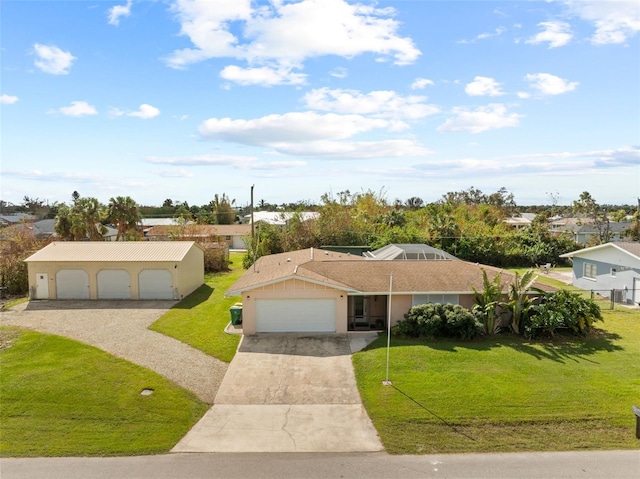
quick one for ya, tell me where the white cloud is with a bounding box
[525,73,578,95]
[157,169,194,178]
[303,88,439,120]
[411,78,434,90]
[33,43,76,75]
[197,111,431,159]
[517,91,531,99]
[465,76,504,97]
[108,0,132,26]
[112,104,160,119]
[563,0,640,45]
[166,0,420,73]
[58,101,98,117]
[457,26,506,44]
[330,67,348,79]
[146,154,306,170]
[129,104,160,119]
[526,21,572,48]
[199,111,390,144]
[220,65,307,86]
[0,94,19,104]
[437,104,522,134]
[272,139,431,159]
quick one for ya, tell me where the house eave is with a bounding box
[225,274,353,297]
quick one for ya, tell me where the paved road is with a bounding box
[2,450,639,479]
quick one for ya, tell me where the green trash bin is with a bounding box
[230,305,243,325]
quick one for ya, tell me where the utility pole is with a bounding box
[251,185,256,272]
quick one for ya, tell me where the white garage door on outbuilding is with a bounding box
[255,298,336,333]
[56,269,90,299]
[97,270,131,299]
[139,269,174,299]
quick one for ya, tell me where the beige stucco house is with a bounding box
[25,241,204,300]
[226,247,549,334]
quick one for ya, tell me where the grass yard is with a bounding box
[0,327,208,457]
[353,306,640,454]
[149,252,245,362]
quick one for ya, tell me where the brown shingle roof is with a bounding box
[227,248,553,295]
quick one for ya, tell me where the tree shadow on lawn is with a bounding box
[374,328,624,365]
[170,284,214,309]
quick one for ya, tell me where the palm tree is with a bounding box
[504,270,538,335]
[55,197,107,241]
[107,196,140,241]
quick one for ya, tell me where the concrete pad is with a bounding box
[215,335,361,405]
[348,332,379,353]
[172,404,383,453]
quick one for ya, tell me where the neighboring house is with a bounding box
[242,211,320,226]
[363,243,457,260]
[574,222,631,245]
[25,241,204,300]
[0,214,35,227]
[226,247,552,334]
[140,218,189,236]
[560,242,640,305]
[549,216,630,245]
[146,224,250,249]
[0,219,117,241]
[504,212,536,229]
[32,219,57,239]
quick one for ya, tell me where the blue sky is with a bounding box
[2,0,639,209]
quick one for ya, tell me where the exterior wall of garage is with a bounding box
[174,246,205,300]
[238,278,347,334]
[27,257,203,300]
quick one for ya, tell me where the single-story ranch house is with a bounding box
[145,224,250,249]
[25,241,204,300]
[226,247,552,334]
[560,242,640,305]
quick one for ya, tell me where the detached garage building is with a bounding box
[25,241,204,300]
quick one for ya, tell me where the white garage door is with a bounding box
[97,270,131,299]
[139,269,173,299]
[255,299,336,332]
[56,269,90,299]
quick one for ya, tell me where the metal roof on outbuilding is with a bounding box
[24,241,202,262]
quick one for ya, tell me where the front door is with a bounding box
[35,273,49,299]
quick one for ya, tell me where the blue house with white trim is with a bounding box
[560,242,640,305]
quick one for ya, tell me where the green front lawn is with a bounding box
[0,328,208,457]
[353,306,640,454]
[149,252,245,362]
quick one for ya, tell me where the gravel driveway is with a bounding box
[0,300,228,404]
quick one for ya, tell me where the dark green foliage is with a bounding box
[525,289,603,339]
[471,269,504,335]
[393,303,483,340]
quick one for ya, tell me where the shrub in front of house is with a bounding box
[524,289,603,339]
[392,303,483,340]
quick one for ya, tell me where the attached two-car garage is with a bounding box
[255,298,337,333]
[26,242,204,301]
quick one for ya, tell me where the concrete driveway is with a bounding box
[172,334,383,453]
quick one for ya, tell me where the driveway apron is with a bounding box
[172,334,383,453]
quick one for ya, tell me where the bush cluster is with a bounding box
[392,303,483,340]
[525,289,603,339]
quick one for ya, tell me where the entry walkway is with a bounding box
[172,334,383,453]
